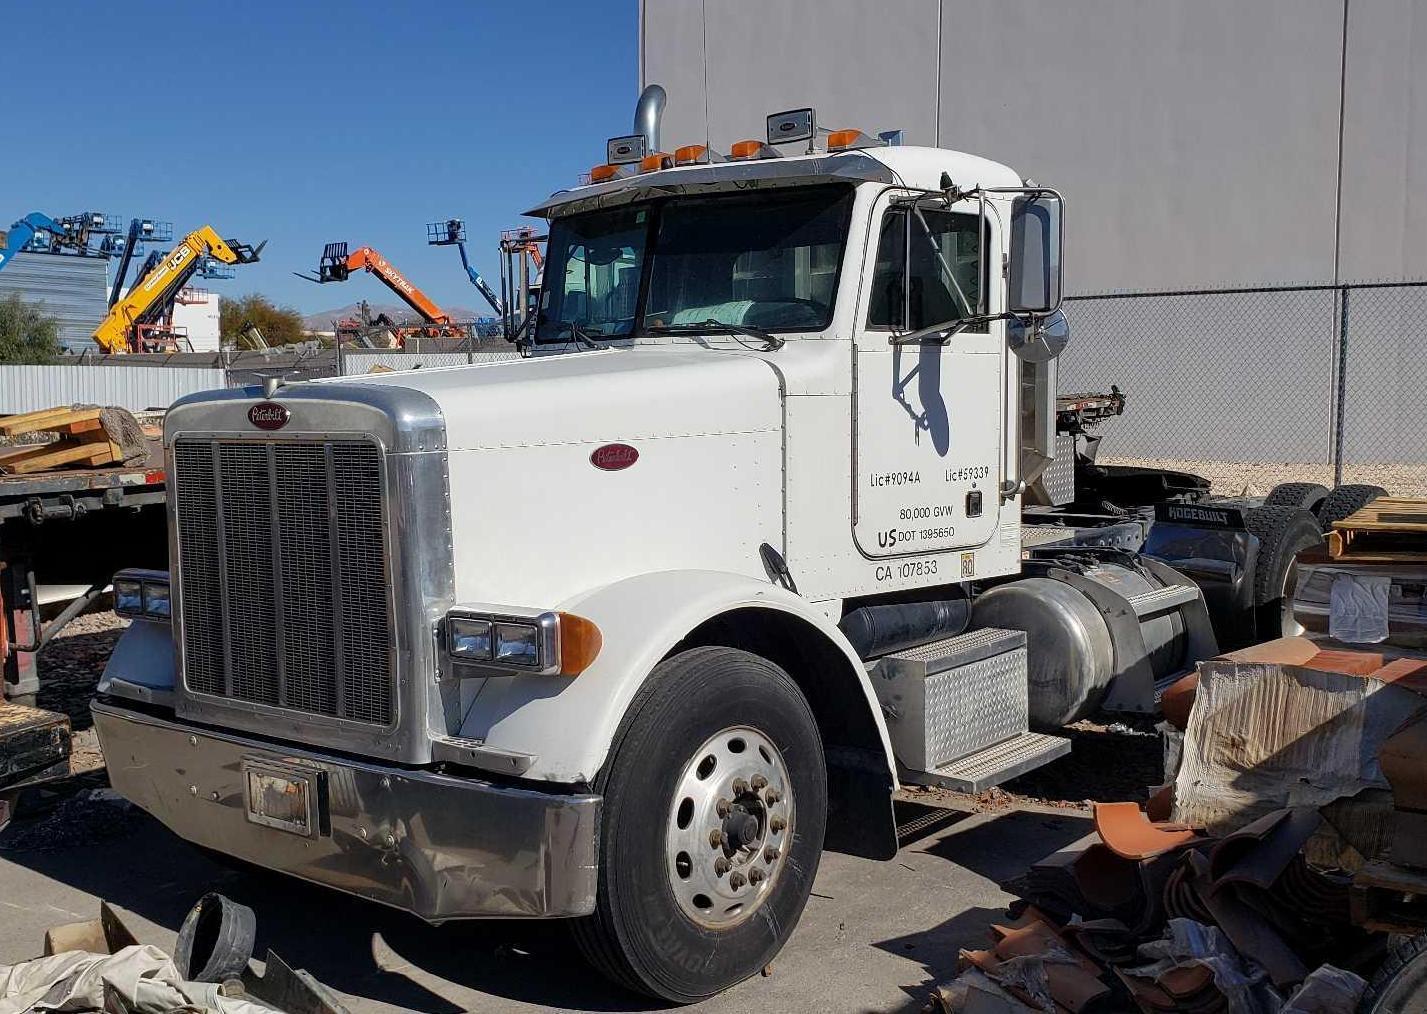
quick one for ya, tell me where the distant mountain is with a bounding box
[302,302,490,330]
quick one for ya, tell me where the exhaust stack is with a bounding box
[634,84,666,154]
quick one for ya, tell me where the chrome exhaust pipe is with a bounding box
[635,84,667,153]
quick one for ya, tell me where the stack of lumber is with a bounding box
[1328,497,1427,560]
[0,405,148,475]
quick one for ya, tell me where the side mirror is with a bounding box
[1008,193,1063,315]
[1007,308,1069,363]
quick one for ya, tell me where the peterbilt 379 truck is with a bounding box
[94,92,1240,1001]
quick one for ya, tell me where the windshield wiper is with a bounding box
[553,321,608,350]
[644,319,785,351]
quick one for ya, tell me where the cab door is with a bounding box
[851,191,1005,563]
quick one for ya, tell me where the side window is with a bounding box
[867,206,985,332]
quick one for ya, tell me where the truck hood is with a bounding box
[319,346,783,450]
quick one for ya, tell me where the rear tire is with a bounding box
[1317,484,1388,532]
[1361,933,1427,1012]
[573,646,827,1002]
[1245,506,1324,639]
[1265,481,1330,513]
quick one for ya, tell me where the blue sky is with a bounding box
[2,2,637,315]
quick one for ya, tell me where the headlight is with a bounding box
[443,608,602,677]
[143,582,171,618]
[494,623,540,665]
[114,578,144,616]
[447,617,493,660]
[112,569,172,621]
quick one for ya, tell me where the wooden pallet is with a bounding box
[1328,497,1427,559]
[0,406,143,475]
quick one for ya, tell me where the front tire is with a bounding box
[573,646,827,1002]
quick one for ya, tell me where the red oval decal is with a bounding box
[248,402,290,431]
[590,443,638,471]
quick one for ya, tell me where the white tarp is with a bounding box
[0,945,279,1014]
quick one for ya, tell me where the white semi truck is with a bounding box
[93,91,1232,1001]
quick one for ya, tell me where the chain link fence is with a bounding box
[1061,280,1427,496]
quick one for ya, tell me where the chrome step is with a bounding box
[901,732,1072,793]
[1126,583,1200,619]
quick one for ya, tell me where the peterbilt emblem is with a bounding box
[248,402,290,430]
[590,443,638,471]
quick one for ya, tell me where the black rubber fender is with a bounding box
[174,892,257,983]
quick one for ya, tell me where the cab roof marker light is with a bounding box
[638,151,674,173]
[674,144,723,166]
[826,128,890,152]
[589,164,628,184]
[729,139,780,161]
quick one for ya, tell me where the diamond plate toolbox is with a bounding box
[873,628,1029,772]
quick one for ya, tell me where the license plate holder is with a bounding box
[242,759,321,838]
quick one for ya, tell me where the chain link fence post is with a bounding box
[1332,285,1349,487]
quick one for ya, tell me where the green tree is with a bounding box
[219,293,308,348]
[0,293,61,365]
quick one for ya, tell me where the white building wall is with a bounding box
[171,289,222,352]
[640,0,1427,292]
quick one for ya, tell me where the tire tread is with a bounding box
[572,646,825,1002]
[1318,484,1388,532]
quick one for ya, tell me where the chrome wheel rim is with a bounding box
[665,725,793,929]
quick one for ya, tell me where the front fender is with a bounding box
[97,618,176,707]
[458,570,897,786]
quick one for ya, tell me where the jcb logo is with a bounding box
[167,244,192,270]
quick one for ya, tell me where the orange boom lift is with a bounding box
[298,242,469,344]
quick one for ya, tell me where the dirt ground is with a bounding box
[1104,456,1427,498]
[1,612,1129,1013]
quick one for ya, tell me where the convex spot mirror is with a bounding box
[1008,193,1063,315]
[1007,308,1069,363]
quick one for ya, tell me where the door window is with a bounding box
[866,207,985,332]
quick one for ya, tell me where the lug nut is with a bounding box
[770,816,787,833]
[765,788,781,805]
[716,798,732,817]
[729,871,746,890]
[751,774,768,790]
[714,857,731,876]
[709,829,724,847]
[732,778,749,795]
[764,846,780,863]
[748,867,765,884]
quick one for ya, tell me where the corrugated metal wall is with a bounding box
[0,251,108,352]
[0,365,225,414]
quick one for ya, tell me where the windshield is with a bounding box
[536,205,648,340]
[534,185,854,343]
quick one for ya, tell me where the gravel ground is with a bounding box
[1103,456,1427,498]
[903,716,1164,815]
[35,610,127,781]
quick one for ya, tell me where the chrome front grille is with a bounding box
[172,437,394,725]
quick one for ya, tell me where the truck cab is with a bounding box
[94,100,1198,1002]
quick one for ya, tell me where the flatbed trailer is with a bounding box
[0,458,167,702]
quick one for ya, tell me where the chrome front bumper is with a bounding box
[92,699,600,920]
